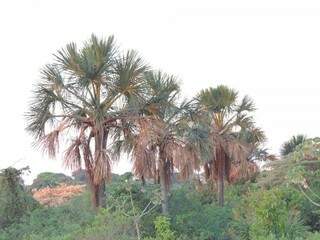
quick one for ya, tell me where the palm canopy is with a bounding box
[26,34,149,207]
[280,134,307,157]
[194,85,264,205]
[113,70,199,213]
[117,71,199,183]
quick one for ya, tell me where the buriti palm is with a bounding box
[26,35,149,208]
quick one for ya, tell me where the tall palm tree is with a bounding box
[196,85,261,206]
[26,34,149,208]
[115,71,199,214]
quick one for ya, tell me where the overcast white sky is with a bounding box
[1,0,320,184]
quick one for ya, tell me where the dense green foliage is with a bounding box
[29,172,73,190]
[0,167,38,229]
[1,164,320,240]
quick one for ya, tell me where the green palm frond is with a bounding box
[197,85,237,113]
[281,134,307,156]
[143,70,180,118]
[112,50,149,96]
[236,95,255,113]
[55,42,83,75]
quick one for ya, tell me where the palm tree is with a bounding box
[115,71,199,214]
[26,34,149,209]
[195,85,261,206]
[280,134,307,156]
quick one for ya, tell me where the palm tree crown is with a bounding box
[26,34,149,208]
[280,134,307,156]
[195,85,263,206]
[116,70,199,214]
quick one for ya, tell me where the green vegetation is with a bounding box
[0,167,38,229]
[0,34,317,239]
[29,172,73,190]
[1,167,320,239]
[280,135,307,157]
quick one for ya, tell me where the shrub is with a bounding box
[154,216,175,240]
[232,187,308,240]
[0,167,38,229]
[169,183,232,239]
[74,208,136,240]
[0,192,94,240]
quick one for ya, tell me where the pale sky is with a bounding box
[1,0,320,184]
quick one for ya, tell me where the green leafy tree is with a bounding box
[107,179,160,240]
[26,34,149,208]
[246,188,307,240]
[0,167,38,228]
[30,172,73,190]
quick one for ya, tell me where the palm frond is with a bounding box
[64,139,82,170]
[111,50,149,98]
[93,150,112,184]
[281,134,307,156]
[236,95,255,113]
[197,85,237,113]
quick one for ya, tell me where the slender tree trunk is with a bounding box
[91,127,107,209]
[159,158,169,215]
[100,129,109,208]
[91,184,100,210]
[217,168,224,207]
[99,181,106,208]
[217,147,225,207]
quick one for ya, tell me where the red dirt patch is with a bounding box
[32,184,86,207]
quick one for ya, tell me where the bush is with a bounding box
[169,183,232,239]
[0,192,94,240]
[154,216,175,240]
[0,167,38,229]
[74,208,136,240]
[232,187,308,240]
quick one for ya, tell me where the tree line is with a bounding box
[26,34,270,212]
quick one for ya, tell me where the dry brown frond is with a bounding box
[39,119,71,158]
[225,140,251,179]
[131,117,160,179]
[93,150,111,184]
[63,139,82,170]
[132,145,156,179]
[40,130,60,158]
[229,162,259,183]
[172,144,200,180]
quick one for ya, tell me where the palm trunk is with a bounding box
[159,156,169,215]
[217,147,225,207]
[217,167,224,207]
[91,127,107,209]
[99,181,106,208]
[91,183,100,209]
